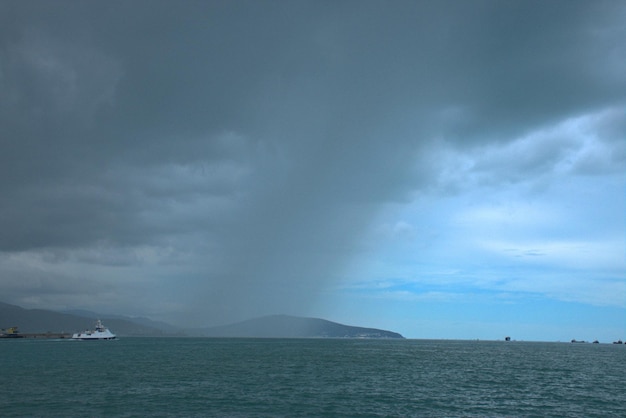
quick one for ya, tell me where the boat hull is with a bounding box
[71,320,116,340]
[72,336,116,340]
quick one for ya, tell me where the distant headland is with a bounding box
[195,314,405,339]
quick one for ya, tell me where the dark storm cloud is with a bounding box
[1,0,624,322]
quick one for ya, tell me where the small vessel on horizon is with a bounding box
[72,320,116,340]
[0,326,24,338]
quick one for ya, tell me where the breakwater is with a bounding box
[0,333,71,339]
[25,333,71,339]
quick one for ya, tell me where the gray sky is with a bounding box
[1,0,624,339]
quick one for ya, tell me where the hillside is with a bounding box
[197,315,404,339]
[1,302,404,339]
[0,301,169,336]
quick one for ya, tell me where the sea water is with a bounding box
[1,338,624,417]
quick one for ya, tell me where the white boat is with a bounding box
[72,319,116,340]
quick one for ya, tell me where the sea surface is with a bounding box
[1,338,624,417]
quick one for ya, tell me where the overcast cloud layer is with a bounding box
[1,1,624,339]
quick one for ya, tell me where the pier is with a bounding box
[1,333,71,339]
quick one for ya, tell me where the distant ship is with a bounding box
[72,320,116,340]
[0,326,24,338]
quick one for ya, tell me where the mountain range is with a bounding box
[0,301,404,338]
[0,301,170,336]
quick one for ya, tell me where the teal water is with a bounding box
[1,338,624,417]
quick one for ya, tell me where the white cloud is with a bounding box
[478,238,624,269]
[341,106,625,314]
[433,107,625,194]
